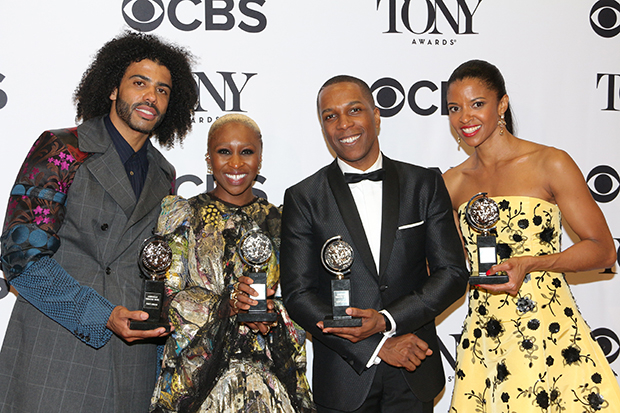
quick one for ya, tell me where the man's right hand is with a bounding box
[378,333,432,372]
[106,305,170,342]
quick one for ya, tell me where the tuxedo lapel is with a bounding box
[326,161,378,277]
[379,157,400,278]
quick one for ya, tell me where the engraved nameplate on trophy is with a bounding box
[465,192,508,285]
[237,229,277,323]
[130,235,172,331]
[322,235,362,327]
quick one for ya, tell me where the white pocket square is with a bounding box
[398,221,424,230]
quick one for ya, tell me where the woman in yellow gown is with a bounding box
[443,59,620,412]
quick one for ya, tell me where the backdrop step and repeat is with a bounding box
[1,1,619,410]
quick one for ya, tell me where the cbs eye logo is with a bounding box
[587,165,620,203]
[590,0,620,38]
[0,73,7,110]
[371,78,406,117]
[592,328,620,364]
[0,278,9,300]
[123,0,165,32]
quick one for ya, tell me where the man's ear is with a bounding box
[374,107,381,133]
[109,88,118,101]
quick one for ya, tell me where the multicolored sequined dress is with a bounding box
[150,194,315,413]
[450,196,620,413]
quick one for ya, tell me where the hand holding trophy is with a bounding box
[236,228,277,323]
[130,235,173,331]
[322,235,362,327]
[465,192,509,285]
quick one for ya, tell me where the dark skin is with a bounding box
[317,309,432,372]
[316,82,433,371]
[444,78,616,296]
[205,120,277,335]
[230,276,277,335]
[105,60,174,342]
[106,307,170,342]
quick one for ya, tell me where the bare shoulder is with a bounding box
[536,145,579,174]
[442,159,472,208]
[515,140,574,173]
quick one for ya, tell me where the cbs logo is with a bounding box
[122,0,267,33]
[586,165,620,203]
[0,73,7,110]
[592,328,620,364]
[370,77,448,117]
[590,0,620,38]
[0,278,9,300]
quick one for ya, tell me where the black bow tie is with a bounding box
[344,169,385,184]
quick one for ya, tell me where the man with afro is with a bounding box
[0,31,198,413]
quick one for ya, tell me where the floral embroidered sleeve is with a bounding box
[0,129,115,348]
[1,129,88,277]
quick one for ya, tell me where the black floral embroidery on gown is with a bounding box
[450,197,620,412]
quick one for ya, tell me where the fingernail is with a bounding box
[486,270,491,275]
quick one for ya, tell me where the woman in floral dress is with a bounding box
[150,114,315,412]
[443,59,620,412]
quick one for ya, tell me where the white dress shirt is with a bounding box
[337,154,397,367]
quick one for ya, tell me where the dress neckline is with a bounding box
[206,192,259,209]
[457,195,557,212]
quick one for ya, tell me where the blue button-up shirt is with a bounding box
[104,115,149,199]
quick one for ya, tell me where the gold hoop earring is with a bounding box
[498,114,506,136]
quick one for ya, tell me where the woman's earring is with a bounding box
[205,155,213,174]
[457,136,461,144]
[498,114,506,136]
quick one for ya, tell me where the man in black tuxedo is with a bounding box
[280,75,469,412]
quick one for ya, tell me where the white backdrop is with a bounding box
[1,1,620,411]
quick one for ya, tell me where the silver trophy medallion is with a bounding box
[131,235,173,331]
[238,229,273,271]
[236,228,276,323]
[465,192,500,236]
[321,236,361,327]
[321,236,354,279]
[465,192,508,285]
[139,236,173,280]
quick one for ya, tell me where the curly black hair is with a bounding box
[74,31,198,148]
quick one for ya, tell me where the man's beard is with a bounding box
[115,98,164,135]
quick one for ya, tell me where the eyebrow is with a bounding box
[447,97,486,105]
[320,100,364,116]
[130,74,172,90]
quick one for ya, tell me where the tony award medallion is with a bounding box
[130,235,172,331]
[237,229,277,323]
[322,235,362,327]
[465,192,508,285]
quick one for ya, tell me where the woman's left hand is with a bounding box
[477,256,534,296]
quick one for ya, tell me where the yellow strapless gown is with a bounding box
[450,196,620,412]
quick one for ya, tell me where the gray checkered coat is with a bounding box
[0,116,175,413]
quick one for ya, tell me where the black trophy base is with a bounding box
[129,320,171,331]
[469,275,509,285]
[237,312,278,323]
[323,315,362,328]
